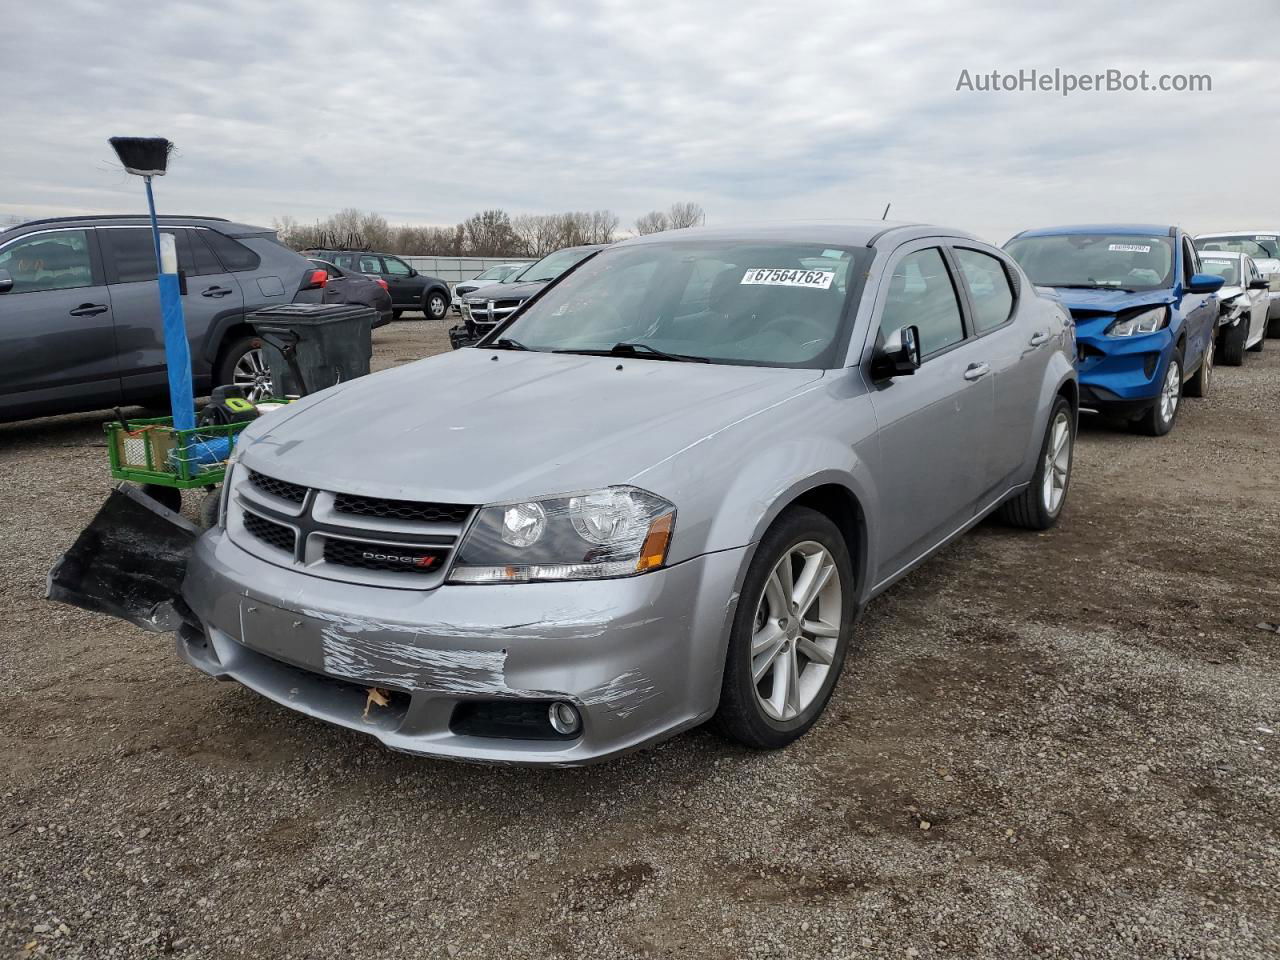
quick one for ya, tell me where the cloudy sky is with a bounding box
[3,0,1278,244]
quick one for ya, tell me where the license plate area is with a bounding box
[238,600,326,673]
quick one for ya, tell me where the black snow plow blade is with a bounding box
[46,484,199,633]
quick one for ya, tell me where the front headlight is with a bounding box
[448,485,676,584]
[1106,306,1168,337]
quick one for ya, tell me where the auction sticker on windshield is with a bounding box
[1108,243,1152,253]
[741,268,835,289]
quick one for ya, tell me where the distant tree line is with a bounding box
[273,202,705,258]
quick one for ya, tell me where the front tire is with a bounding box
[1219,322,1246,366]
[1268,314,1280,339]
[713,507,855,750]
[999,395,1073,530]
[425,290,449,320]
[1134,351,1182,436]
[1184,334,1213,398]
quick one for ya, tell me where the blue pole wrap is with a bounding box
[144,177,195,430]
[158,273,195,430]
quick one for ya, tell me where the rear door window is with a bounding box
[100,227,179,283]
[359,255,382,274]
[953,247,1015,333]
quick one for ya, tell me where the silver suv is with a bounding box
[0,215,320,422]
[180,221,1077,764]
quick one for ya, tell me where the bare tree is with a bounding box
[634,210,670,235]
[667,201,705,229]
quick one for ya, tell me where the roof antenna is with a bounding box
[881,203,892,221]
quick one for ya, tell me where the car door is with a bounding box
[1243,256,1268,345]
[379,255,418,308]
[1179,235,1216,369]
[99,226,246,402]
[950,244,1046,495]
[867,243,996,586]
[0,227,121,420]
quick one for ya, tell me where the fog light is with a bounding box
[548,701,581,736]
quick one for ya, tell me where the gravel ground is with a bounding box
[2,318,1278,959]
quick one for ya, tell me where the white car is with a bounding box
[450,262,529,312]
[1195,232,1280,337]
[1197,250,1270,364]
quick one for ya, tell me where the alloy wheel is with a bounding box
[1159,360,1180,424]
[429,294,447,319]
[1041,410,1071,514]
[750,541,842,722]
[232,347,273,403]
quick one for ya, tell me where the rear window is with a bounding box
[203,231,261,272]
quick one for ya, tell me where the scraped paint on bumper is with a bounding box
[181,528,748,765]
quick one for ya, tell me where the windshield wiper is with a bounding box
[488,337,529,351]
[1052,283,1137,292]
[554,341,710,363]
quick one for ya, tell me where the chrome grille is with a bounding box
[227,469,472,589]
[333,493,471,524]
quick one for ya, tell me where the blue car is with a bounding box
[1005,225,1224,436]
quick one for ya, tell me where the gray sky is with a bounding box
[3,0,1278,245]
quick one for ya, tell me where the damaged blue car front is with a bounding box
[1005,224,1223,436]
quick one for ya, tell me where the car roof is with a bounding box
[1009,224,1178,240]
[1196,230,1278,237]
[613,220,982,250]
[1,214,272,239]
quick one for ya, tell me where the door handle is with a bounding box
[963,362,991,381]
[201,286,233,298]
[69,303,108,317]
[1029,331,1050,347]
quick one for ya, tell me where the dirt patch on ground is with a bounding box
[2,317,1277,958]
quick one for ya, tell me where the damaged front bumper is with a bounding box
[180,528,747,765]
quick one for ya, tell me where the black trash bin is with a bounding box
[247,303,375,397]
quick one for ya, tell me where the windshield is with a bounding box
[1196,235,1278,259]
[475,263,520,282]
[513,248,595,283]
[1199,256,1239,285]
[1004,234,1174,291]
[494,241,868,368]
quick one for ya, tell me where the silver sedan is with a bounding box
[181,222,1077,764]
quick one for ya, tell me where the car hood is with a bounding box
[1048,286,1175,313]
[1217,284,1245,301]
[237,349,823,505]
[465,279,546,301]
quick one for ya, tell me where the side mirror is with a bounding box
[871,325,922,381]
[1249,277,1269,290]
[407,267,418,277]
[0,269,12,294]
[1186,273,1226,294]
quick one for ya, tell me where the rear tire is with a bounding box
[1268,314,1280,339]
[712,506,855,750]
[392,309,404,321]
[998,396,1073,530]
[215,336,272,402]
[1184,334,1213,398]
[1219,322,1246,366]
[1133,351,1182,436]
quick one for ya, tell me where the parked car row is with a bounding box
[302,247,452,321]
[1002,224,1280,436]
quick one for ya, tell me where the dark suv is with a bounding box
[0,215,322,422]
[304,249,451,320]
